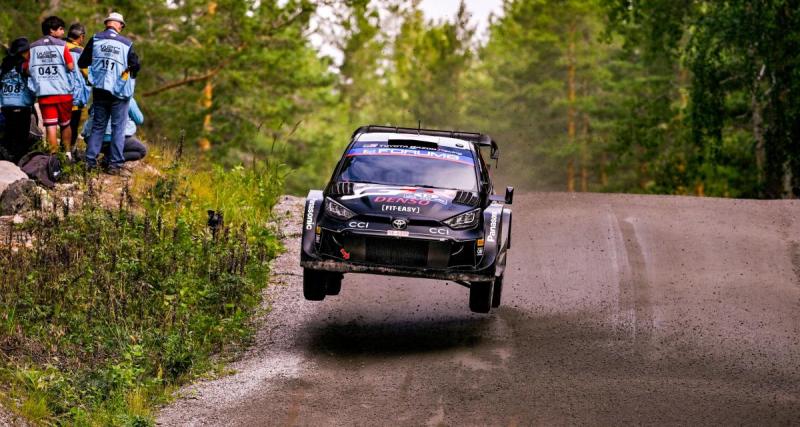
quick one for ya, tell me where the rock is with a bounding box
[0,179,39,215]
[0,160,27,195]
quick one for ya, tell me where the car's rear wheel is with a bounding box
[491,275,504,308]
[303,268,327,301]
[469,280,494,313]
[326,273,343,295]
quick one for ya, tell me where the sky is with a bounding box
[419,0,503,37]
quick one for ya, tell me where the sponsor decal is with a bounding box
[100,45,121,55]
[429,228,450,235]
[348,221,369,229]
[340,248,351,260]
[373,196,430,206]
[341,185,457,203]
[382,205,420,214]
[346,147,474,165]
[476,247,484,256]
[35,51,59,60]
[400,191,449,205]
[387,230,410,237]
[305,202,315,230]
[486,209,499,242]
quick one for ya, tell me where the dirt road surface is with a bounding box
[158,193,800,426]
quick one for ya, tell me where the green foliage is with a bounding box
[471,0,621,190]
[389,1,475,127]
[604,0,800,197]
[1,0,341,193]
[3,0,798,198]
[331,0,799,198]
[0,155,283,425]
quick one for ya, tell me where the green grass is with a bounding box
[0,147,286,425]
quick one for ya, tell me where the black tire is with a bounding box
[469,280,494,313]
[303,268,327,301]
[326,273,343,295]
[491,275,504,308]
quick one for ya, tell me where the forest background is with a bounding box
[2,0,798,199]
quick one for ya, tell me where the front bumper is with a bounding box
[303,227,495,282]
[300,193,508,283]
[300,258,495,282]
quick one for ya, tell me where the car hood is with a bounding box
[335,183,478,220]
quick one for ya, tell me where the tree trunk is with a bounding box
[566,22,576,193]
[198,80,213,151]
[600,152,608,187]
[752,87,765,191]
[695,181,705,197]
[198,1,218,151]
[581,114,590,192]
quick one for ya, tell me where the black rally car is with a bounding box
[300,125,513,313]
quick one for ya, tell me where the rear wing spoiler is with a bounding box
[353,125,499,159]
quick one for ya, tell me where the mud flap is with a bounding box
[477,203,504,274]
[301,190,324,262]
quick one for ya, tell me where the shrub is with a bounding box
[0,150,284,425]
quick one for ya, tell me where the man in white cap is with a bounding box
[78,11,140,175]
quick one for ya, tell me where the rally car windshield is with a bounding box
[337,143,478,191]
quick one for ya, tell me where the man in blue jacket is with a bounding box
[78,12,140,175]
[82,97,147,164]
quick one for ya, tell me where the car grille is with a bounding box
[365,237,429,267]
[319,232,468,269]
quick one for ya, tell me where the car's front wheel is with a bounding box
[326,273,343,295]
[303,268,328,301]
[469,280,494,313]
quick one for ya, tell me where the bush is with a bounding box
[0,150,284,425]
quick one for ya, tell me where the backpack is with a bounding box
[18,151,61,189]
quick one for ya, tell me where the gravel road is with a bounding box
[0,404,27,427]
[158,192,800,425]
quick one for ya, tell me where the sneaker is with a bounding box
[106,167,131,177]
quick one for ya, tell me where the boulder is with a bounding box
[0,179,39,215]
[0,160,27,195]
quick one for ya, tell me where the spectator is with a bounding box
[82,97,147,165]
[78,12,140,176]
[1,37,36,162]
[65,23,90,152]
[26,16,75,154]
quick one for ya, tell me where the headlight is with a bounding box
[443,208,480,230]
[325,197,356,220]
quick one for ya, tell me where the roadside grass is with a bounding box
[0,143,288,425]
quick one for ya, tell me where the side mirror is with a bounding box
[505,186,514,205]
